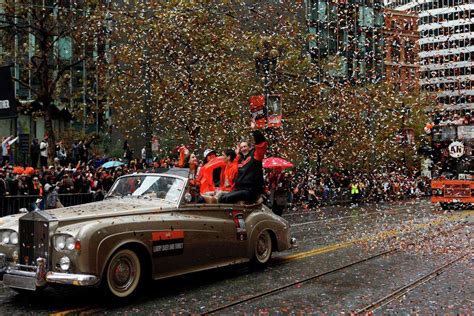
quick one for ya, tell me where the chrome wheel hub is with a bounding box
[110,257,134,291]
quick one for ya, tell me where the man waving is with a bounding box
[219,121,267,204]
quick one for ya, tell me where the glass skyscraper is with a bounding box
[305,0,385,83]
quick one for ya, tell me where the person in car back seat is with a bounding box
[219,149,238,193]
[218,121,267,204]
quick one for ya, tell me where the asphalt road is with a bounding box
[0,198,472,315]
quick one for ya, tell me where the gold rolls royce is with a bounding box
[0,169,294,298]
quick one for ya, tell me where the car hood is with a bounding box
[44,198,175,223]
[0,198,175,230]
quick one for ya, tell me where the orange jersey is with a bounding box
[220,160,238,192]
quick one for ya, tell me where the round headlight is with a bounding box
[10,232,18,245]
[65,237,76,251]
[55,235,66,250]
[1,231,10,244]
[59,256,70,271]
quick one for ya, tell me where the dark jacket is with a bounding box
[235,130,268,194]
[30,141,40,155]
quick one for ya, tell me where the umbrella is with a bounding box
[262,157,294,169]
[101,161,125,169]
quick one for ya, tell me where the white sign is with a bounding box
[152,137,159,152]
[0,100,10,109]
[457,125,474,140]
[448,141,464,158]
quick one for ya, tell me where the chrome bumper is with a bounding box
[289,237,297,249]
[1,256,99,291]
[46,272,99,286]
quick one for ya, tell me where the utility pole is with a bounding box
[254,38,279,153]
[142,24,152,161]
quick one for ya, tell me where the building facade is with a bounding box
[383,8,420,92]
[305,0,385,83]
[387,0,474,111]
[0,1,108,142]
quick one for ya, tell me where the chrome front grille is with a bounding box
[18,211,52,266]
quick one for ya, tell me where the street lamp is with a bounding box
[253,38,279,104]
[253,39,280,152]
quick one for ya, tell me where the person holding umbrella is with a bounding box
[264,159,293,216]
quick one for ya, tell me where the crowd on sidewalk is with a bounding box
[0,135,431,210]
[289,171,431,208]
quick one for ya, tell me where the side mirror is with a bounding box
[184,193,192,203]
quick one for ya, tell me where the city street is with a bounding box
[0,199,471,314]
[1,0,473,314]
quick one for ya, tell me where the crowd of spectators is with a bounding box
[0,136,431,212]
[288,171,431,208]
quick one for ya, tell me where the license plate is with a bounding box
[3,274,37,291]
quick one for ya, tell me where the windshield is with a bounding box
[107,175,185,204]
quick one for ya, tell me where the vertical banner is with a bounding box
[152,136,159,152]
[0,65,16,118]
[19,133,30,154]
[267,94,282,128]
[404,128,415,145]
[249,95,266,129]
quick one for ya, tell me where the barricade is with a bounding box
[0,193,96,217]
[313,188,352,206]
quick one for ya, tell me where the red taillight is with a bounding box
[75,240,81,251]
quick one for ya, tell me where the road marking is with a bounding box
[50,307,95,316]
[50,210,473,315]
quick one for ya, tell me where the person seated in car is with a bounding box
[218,121,267,204]
[178,146,202,202]
[195,149,238,204]
[196,149,218,196]
[219,149,238,193]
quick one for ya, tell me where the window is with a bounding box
[318,1,327,23]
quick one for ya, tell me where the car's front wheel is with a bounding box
[251,230,272,268]
[104,249,141,299]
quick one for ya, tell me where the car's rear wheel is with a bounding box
[104,249,141,299]
[251,230,272,268]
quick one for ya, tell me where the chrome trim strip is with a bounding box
[6,269,36,278]
[46,272,99,286]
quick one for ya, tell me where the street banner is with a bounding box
[249,95,266,129]
[404,128,415,145]
[19,133,30,154]
[0,65,16,119]
[152,136,159,152]
[267,94,282,128]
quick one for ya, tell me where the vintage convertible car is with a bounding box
[0,169,294,298]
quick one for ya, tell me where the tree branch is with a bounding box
[11,77,38,96]
[51,57,85,88]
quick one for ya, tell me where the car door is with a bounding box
[150,204,245,278]
[182,204,248,265]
